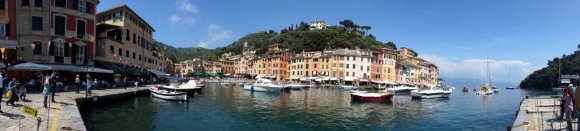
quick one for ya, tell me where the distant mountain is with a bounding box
[519,48,580,89]
[443,77,517,89]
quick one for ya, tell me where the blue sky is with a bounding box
[98,0,580,84]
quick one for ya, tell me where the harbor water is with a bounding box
[81,83,548,130]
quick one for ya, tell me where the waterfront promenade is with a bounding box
[511,95,575,131]
[0,85,152,131]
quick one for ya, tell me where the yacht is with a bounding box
[158,80,203,94]
[285,82,305,90]
[244,79,290,92]
[385,84,419,94]
[475,84,494,95]
[411,85,453,99]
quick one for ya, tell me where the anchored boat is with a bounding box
[149,87,188,101]
[351,91,395,101]
[158,80,204,94]
[244,79,290,92]
[411,86,453,99]
[385,85,419,94]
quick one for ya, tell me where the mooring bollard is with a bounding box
[36,117,41,131]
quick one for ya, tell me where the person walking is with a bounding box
[0,71,4,113]
[564,85,574,131]
[50,73,57,103]
[75,75,80,93]
[6,78,18,106]
[124,76,128,90]
[86,76,93,97]
[42,83,50,108]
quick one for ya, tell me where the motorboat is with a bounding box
[158,80,203,94]
[384,85,419,94]
[351,92,395,101]
[244,79,290,92]
[411,86,453,99]
[350,90,368,94]
[462,87,469,92]
[340,85,358,90]
[285,83,305,90]
[149,87,188,101]
[475,84,494,95]
[506,87,517,89]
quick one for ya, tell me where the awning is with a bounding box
[0,40,17,49]
[8,62,51,71]
[330,78,338,81]
[359,79,369,82]
[96,63,135,75]
[148,69,169,77]
[46,64,82,72]
[309,77,317,80]
[74,66,114,74]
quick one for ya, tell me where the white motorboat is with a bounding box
[244,79,290,92]
[149,87,188,101]
[285,83,305,90]
[384,85,419,94]
[350,90,368,94]
[340,85,358,90]
[158,80,203,94]
[411,86,453,99]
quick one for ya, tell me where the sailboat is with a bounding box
[476,55,495,95]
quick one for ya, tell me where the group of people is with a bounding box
[562,84,580,130]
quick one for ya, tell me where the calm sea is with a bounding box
[81,83,555,131]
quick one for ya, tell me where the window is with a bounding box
[139,55,141,61]
[353,72,355,77]
[54,16,66,36]
[55,0,66,7]
[109,45,114,54]
[314,64,317,68]
[34,0,41,7]
[77,0,86,12]
[346,64,349,69]
[133,33,136,44]
[0,0,4,10]
[0,24,8,37]
[55,42,64,57]
[22,0,29,6]
[125,50,129,57]
[346,72,349,76]
[353,57,356,61]
[118,48,122,56]
[346,56,349,60]
[360,66,363,71]
[33,42,42,54]
[31,16,42,31]
[132,53,135,59]
[126,29,130,41]
[76,20,86,38]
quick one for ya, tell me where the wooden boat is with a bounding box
[149,87,188,101]
[351,92,394,101]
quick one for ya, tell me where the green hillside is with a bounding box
[519,49,580,89]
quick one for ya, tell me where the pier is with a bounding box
[511,95,576,131]
[0,85,152,131]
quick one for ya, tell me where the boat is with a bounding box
[285,83,305,90]
[476,55,495,95]
[158,80,203,94]
[149,87,188,101]
[462,87,469,92]
[351,92,395,101]
[385,85,419,94]
[506,87,517,89]
[340,85,358,90]
[475,84,494,95]
[350,90,368,94]
[243,79,290,92]
[411,85,453,99]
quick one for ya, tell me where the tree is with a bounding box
[385,41,397,50]
[360,26,371,35]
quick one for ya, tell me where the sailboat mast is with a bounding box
[487,55,491,85]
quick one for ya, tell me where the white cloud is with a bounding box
[422,55,536,84]
[196,23,233,48]
[169,0,198,26]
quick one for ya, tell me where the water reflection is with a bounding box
[83,83,537,131]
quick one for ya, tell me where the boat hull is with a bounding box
[149,88,188,101]
[351,93,394,101]
[411,91,451,99]
[244,85,289,92]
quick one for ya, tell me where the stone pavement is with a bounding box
[0,85,151,131]
[511,96,579,131]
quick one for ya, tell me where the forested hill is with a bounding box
[519,48,580,89]
[202,20,397,61]
[158,19,400,62]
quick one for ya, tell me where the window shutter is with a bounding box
[86,3,91,13]
[72,0,78,10]
[72,44,77,58]
[64,43,69,57]
[49,42,55,55]
[5,24,9,36]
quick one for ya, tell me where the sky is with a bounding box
[97,0,580,85]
